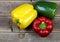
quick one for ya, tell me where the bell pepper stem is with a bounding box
[16,19,19,24]
[39,22,46,29]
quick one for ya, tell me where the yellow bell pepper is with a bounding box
[11,4,37,30]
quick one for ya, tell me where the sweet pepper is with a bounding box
[11,4,37,29]
[32,17,53,37]
[34,1,58,19]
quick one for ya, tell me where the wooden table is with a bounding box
[0,0,60,42]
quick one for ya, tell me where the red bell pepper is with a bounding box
[32,17,53,37]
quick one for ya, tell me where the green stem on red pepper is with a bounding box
[39,22,46,29]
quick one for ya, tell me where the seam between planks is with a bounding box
[0,31,60,33]
[0,1,60,2]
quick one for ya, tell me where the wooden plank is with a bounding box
[0,1,32,12]
[0,1,59,17]
[0,0,30,1]
[0,0,60,42]
[0,1,59,33]
[0,16,59,32]
[0,33,60,42]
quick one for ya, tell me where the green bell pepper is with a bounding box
[34,1,58,19]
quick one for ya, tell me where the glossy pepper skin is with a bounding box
[34,1,58,19]
[32,17,53,37]
[11,4,37,30]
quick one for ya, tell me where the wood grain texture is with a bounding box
[0,33,60,42]
[0,0,30,1]
[0,17,60,32]
[0,1,60,33]
[0,1,60,42]
[0,1,60,17]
